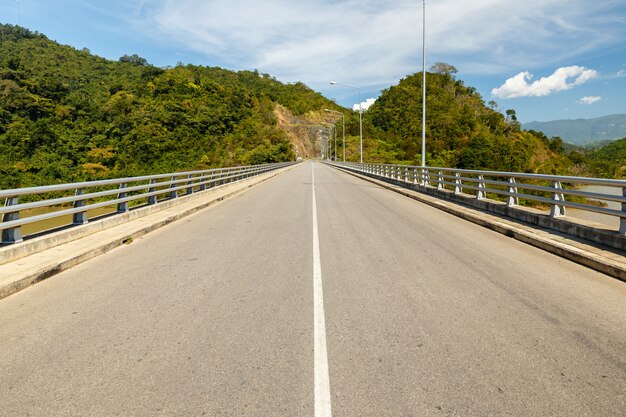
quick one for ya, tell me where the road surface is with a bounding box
[1,161,624,416]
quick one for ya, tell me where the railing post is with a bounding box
[477,175,486,199]
[507,177,519,207]
[619,187,626,235]
[412,168,418,184]
[437,171,444,190]
[117,183,129,213]
[169,176,178,198]
[72,189,88,224]
[198,173,207,191]
[404,167,409,183]
[549,181,565,217]
[2,196,23,244]
[147,179,157,204]
[454,172,462,194]
[186,174,194,195]
[423,169,430,187]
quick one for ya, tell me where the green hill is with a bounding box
[584,137,626,178]
[362,65,571,174]
[2,24,620,187]
[0,24,340,189]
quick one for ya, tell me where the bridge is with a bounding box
[0,161,625,416]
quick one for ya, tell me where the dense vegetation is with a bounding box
[0,24,338,189]
[361,65,572,174]
[1,24,622,191]
[584,138,626,178]
[350,64,624,178]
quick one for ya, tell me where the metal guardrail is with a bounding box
[1,162,294,244]
[327,161,626,235]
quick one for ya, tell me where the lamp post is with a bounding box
[323,123,334,160]
[421,0,427,167]
[324,109,345,162]
[334,120,337,161]
[330,81,363,164]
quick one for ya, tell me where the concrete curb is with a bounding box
[0,165,296,300]
[331,165,626,282]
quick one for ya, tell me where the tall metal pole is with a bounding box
[325,109,346,162]
[421,0,426,167]
[323,123,333,160]
[358,93,363,164]
[342,114,345,162]
[334,123,337,161]
[330,82,362,163]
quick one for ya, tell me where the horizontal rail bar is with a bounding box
[355,163,626,187]
[432,175,626,204]
[0,165,271,199]
[1,162,294,243]
[328,161,626,235]
[0,166,274,215]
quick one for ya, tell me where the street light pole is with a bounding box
[330,81,363,164]
[323,123,334,160]
[334,122,337,161]
[324,109,345,162]
[421,0,427,167]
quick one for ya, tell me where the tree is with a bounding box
[505,109,517,122]
[119,54,148,66]
[430,62,458,77]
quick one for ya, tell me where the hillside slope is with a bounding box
[0,24,340,188]
[363,67,571,174]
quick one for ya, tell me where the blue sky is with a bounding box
[1,0,625,123]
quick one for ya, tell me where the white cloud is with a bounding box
[491,66,598,99]
[128,0,626,94]
[578,96,602,105]
[353,98,377,112]
[617,70,626,77]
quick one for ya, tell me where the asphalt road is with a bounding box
[1,161,624,416]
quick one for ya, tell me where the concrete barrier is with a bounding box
[331,165,626,282]
[0,165,296,299]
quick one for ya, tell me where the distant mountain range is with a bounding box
[522,114,626,145]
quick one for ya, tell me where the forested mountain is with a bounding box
[584,137,626,178]
[363,65,572,174]
[1,24,622,189]
[0,24,339,189]
[523,115,626,145]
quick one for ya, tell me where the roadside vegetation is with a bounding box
[0,24,341,189]
[1,24,623,192]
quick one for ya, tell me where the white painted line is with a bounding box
[312,164,332,417]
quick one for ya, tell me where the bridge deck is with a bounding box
[1,161,624,416]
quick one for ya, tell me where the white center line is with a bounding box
[312,163,332,417]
